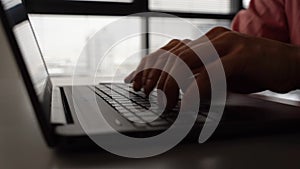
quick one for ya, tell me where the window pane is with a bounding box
[150,18,231,51]
[29,14,141,78]
[243,0,251,8]
[70,0,133,2]
[149,0,232,14]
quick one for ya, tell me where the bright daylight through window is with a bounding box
[29,0,234,77]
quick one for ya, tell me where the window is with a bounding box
[150,0,232,14]
[149,18,230,51]
[27,0,242,78]
[243,0,251,8]
[76,0,133,2]
[30,15,142,77]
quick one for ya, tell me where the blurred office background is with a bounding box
[29,0,251,78]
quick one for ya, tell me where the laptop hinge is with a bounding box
[59,87,74,124]
[51,86,74,124]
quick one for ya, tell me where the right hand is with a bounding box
[125,27,300,109]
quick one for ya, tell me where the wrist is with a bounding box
[283,45,300,90]
[296,47,300,89]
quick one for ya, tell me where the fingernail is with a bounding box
[124,78,131,83]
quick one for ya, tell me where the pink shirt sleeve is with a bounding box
[232,0,290,43]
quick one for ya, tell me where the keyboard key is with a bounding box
[135,111,155,116]
[94,83,183,128]
[127,116,141,122]
[131,108,149,113]
[120,103,139,106]
[138,113,157,117]
[133,122,147,128]
[116,99,131,103]
[111,103,121,107]
[141,116,160,122]
[125,105,144,110]
[118,109,130,114]
[149,120,170,127]
[121,112,135,118]
[115,107,127,112]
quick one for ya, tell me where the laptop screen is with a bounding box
[13,18,49,101]
[0,0,55,145]
[4,0,50,102]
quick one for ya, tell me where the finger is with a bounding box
[144,39,192,95]
[143,56,168,95]
[162,52,198,109]
[180,68,203,93]
[141,39,183,90]
[160,42,210,109]
[131,39,182,91]
[158,28,232,108]
[132,57,147,91]
[156,40,195,108]
[124,71,136,83]
[162,75,180,109]
[157,39,192,90]
[156,52,187,109]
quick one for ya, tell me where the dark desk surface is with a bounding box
[1,77,300,169]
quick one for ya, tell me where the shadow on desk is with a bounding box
[53,134,300,169]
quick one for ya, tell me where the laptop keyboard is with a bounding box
[90,83,180,128]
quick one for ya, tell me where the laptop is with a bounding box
[1,0,300,151]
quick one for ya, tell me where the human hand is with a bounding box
[125,27,300,109]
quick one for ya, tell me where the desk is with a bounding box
[1,77,300,169]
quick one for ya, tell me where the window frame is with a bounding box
[24,0,243,60]
[24,0,243,18]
